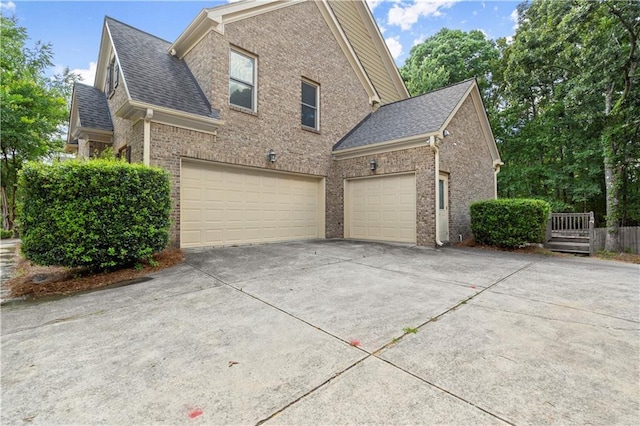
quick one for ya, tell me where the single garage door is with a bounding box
[181,160,324,248]
[345,173,416,243]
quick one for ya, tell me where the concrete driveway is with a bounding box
[1,240,638,425]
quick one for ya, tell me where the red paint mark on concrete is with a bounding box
[188,409,203,419]
[349,339,361,347]
[470,285,476,289]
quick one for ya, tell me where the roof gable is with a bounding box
[327,0,408,104]
[104,17,219,119]
[334,79,475,152]
[169,0,405,106]
[73,82,113,131]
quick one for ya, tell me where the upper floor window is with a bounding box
[229,49,256,111]
[106,57,118,97]
[301,80,319,130]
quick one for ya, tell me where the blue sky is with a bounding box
[1,0,520,85]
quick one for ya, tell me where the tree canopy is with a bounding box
[400,0,640,248]
[0,16,73,231]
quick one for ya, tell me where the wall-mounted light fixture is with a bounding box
[443,129,450,137]
[267,149,277,163]
[369,159,377,171]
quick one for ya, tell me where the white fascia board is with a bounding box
[116,100,224,135]
[332,133,435,160]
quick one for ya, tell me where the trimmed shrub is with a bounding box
[1,229,12,239]
[17,160,171,269]
[470,199,551,248]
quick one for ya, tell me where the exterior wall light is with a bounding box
[369,159,377,171]
[267,149,276,163]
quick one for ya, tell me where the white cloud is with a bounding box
[509,8,519,30]
[388,0,457,31]
[72,61,98,85]
[379,25,387,34]
[0,1,16,13]
[412,35,426,47]
[366,0,383,11]
[385,36,403,59]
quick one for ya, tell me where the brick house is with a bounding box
[67,0,502,249]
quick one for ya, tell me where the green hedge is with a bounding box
[1,229,12,239]
[470,199,550,248]
[17,160,171,269]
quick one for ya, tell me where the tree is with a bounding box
[498,0,639,251]
[400,28,500,99]
[0,16,70,232]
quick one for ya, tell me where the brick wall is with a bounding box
[105,71,129,154]
[153,0,372,246]
[328,146,437,246]
[439,96,496,241]
[182,0,370,175]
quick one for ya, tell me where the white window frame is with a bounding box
[229,48,257,112]
[301,79,320,131]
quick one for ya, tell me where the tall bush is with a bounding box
[471,199,550,248]
[18,160,171,269]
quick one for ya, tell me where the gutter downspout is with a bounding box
[143,108,153,166]
[430,135,444,247]
[493,160,503,199]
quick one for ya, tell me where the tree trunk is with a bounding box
[1,186,11,231]
[603,86,620,252]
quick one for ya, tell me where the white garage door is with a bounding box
[181,160,324,248]
[345,173,416,243]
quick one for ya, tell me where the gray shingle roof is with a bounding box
[106,17,220,119]
[333,79,475,151]
[74,82,113,131]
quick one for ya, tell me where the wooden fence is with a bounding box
[592,227,640,254]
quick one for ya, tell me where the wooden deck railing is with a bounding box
[546,212,595,254]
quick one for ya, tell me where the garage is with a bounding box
[345,173,416,243]
[181,160,324,248]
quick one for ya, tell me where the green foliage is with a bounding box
[0,16,79,231]
[494,0,639,229]
[400,1,640,229]
[1,229,13,239]
[17,160,171,270]
[471,199,551,248]
[400,28,499,98]
[402,327,419,334]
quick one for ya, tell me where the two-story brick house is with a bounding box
[67,0,501,249]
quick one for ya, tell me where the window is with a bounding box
[118,145,131,163]
[106,57,118,96]
[229,49,256,111]
[301,80,319,130]
[114,63,119,89]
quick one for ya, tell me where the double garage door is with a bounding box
[181,160,324,248]
[345,173,416,244]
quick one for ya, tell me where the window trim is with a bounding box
[114,63,119,89]
[229,48,257,112]
[106,56,117,98]
[301,79,320,131]
[117,145,131,163]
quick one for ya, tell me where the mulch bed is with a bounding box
[456,239,640,263]
[5,248,184,299]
